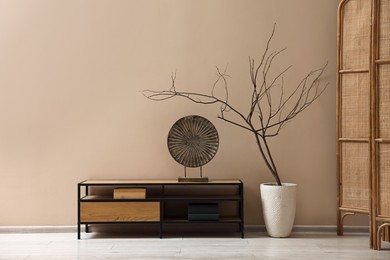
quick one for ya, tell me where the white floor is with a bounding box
[1,231,389,260]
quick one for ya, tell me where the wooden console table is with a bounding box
[77,179,244,239]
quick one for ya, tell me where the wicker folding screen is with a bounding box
[337,0,390,250]
[336,0,372,234]
[374,0,390,250]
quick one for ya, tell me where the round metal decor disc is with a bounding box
[167,115,219,168]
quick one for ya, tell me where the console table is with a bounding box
[77,179,244,239]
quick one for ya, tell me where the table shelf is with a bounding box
[78,179,244,239]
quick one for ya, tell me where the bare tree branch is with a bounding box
[143,25,328,186]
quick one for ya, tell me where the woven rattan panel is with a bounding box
[378,0,390,220]
[338,0,371,213]
[341,142,370,210]
[379,144,390,216]
[379,0,390,59]
[379,65,390,137]
[341,73,370,138]
[342,0,371,69]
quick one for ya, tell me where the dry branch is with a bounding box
[143,25,328,185]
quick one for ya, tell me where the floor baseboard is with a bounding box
[245,225,369,233]
[0,225,369,234]
[0,226,78,233]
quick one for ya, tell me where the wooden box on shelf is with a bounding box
[113,187,146,199]
[188,203,219,221]
[80,202,160,222]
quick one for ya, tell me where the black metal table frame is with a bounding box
[77,180,244,239]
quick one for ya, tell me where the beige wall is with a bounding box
[0,0,364,226]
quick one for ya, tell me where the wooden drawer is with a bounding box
[80,202,160,222]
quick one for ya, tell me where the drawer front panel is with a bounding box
[80,202,160,222]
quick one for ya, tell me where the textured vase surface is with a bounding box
[260,183,297,238]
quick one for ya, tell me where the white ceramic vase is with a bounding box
[260,183,297,238]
